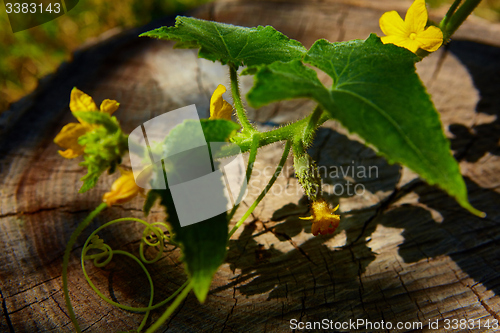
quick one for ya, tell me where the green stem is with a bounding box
[302,105,324,147]
[230,64,255,132]
[145,281,193,333]
[228,140,291,238]
[440,0,462,30]
[234,110,329,154]
[292,134,306,157]
[443,0,482,40]
[227,133,260,221]
[62,202,107,333]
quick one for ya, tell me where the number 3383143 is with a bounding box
[5,3,61,14]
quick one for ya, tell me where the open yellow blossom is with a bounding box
[54,87,120,158]
[102,168,141,207]
[209,84,233,120]
[300,198,340,236]
[379,0,443,53]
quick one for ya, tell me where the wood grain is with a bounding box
[1,0,499,332]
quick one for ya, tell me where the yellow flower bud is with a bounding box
[209,84,233,120]
[300,198,340,236]
[102,169,141,207]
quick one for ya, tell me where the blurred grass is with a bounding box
[0,0,211,113]
[0,0,499,114]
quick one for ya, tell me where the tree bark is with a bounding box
[1,0,499,332]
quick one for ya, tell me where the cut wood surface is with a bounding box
[1,0,499,332]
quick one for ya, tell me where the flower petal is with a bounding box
[58,149,82,159]
[379,11,408,38]
[209,84,233,120]
[307,199,341,236]
[100,99,120,115]
[54,122,88,158]
[417,26,443,52]
[70,87,98,113]
[311,221,321,236]
[405,0,428,34]
[381,35,420,53]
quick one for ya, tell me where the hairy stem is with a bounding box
[230,64,255,132]
[234,110,329,153]
[227,133,260,221]
[302,105,324,147]
[228,140,291,238]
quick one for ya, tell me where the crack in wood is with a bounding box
[450,267,500,322]
[6,275,61,299]
[80,309,113,332]
[7,289,61,316]
[261,222,316,265]
[0,206,67,219]
[220,283,238,332]
[0,288,15,333]
[395,268,425,322]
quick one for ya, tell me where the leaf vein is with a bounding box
[333,88,446,181]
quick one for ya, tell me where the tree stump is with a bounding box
[1,0,500,332]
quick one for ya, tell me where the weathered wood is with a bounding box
[1,0,499,332]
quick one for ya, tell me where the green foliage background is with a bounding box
[0,0,211,113]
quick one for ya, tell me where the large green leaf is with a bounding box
[145,118,239,302]
[140,16,306,68]
[151,189,227,303]
[247,34,482,216]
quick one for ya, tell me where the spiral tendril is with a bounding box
[63,212,188,333]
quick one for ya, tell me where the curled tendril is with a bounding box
[140,222,175,264]
[83,235,113,267]
[74,217,187,333]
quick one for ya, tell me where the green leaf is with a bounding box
[79,176,99,194]
[200,119,240,142]
[72,111,119,133]
[140,16,306,68]
[161,119,239,155]
[149,118,238,302]
[247,59,329,107]
[143,189,160,216]
[247,34,482,216]
[154,189,227,302]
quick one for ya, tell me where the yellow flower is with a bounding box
[300,198,341,236]
[54,87,120,158]
[209,84,233,120]
[379,0,443,53]
[102,168,141,207]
